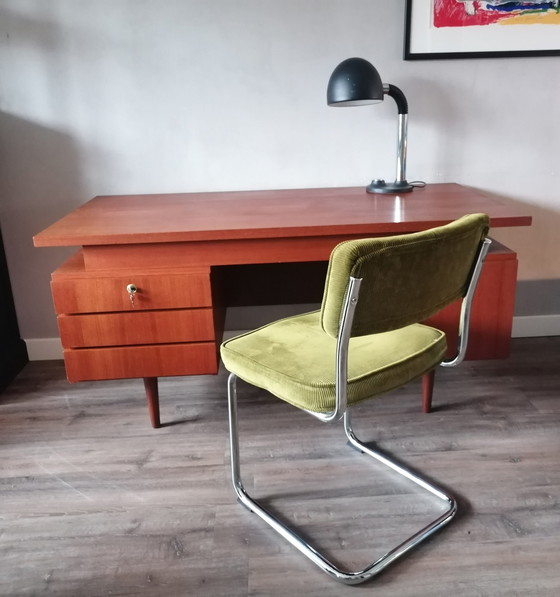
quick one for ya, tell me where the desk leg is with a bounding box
[422,370,435,414]
[143,377,161,428]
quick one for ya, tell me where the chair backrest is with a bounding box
[320,213,490,338]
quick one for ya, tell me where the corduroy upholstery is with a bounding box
[321,213,490,337]
[221,311,445,412]
[220,214,489,414]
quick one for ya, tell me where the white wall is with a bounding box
[1,0,559,351]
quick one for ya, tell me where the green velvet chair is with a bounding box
[220,214,491,585]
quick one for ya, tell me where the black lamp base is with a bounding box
[366,179,414,194]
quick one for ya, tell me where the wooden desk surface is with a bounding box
[34,184,531,248]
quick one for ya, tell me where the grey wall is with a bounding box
[0,0,559,351]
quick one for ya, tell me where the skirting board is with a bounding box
[24,313,560,361]
[511,315,560,338]
[25,337,64,362]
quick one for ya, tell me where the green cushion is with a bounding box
[321,214,490,337]
[220,311,447,413]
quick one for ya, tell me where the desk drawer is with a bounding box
[63,342,218,382]
[52,270,212,314]
[58,308,215,348]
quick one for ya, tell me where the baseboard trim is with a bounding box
[511,314,560,338]
[25,337,63,361]
[24,314,560,361]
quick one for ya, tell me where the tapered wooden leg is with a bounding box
[422,370,435,414]
[143,377,161,428]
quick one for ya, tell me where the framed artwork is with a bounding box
[404,1,560,60]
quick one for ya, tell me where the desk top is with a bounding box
[34,184,531,248]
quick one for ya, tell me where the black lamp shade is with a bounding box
[327,58,384,107]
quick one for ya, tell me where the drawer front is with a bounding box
[58,309,215,348]
[63,342,218,382]
[51,271,212,314]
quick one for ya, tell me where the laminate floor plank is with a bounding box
[1,338,559,596]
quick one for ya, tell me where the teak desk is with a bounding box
[34,184,532,428]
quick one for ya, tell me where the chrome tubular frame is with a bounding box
[441,237,492,368]
[310,276,362,423]
[226,275,459,585]
[227,372,457,585]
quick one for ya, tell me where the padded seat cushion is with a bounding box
[220,311,447,413]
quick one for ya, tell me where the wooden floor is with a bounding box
[1,337,560,596]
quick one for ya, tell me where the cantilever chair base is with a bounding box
[228,373,458,585]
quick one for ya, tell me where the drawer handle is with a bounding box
[126,284,138,308]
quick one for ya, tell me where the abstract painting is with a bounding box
[435,1,560,27]
[405,0,560,59]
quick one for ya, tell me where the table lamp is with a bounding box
[327,57,414,194]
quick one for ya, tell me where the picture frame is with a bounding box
[404,0,560,60]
